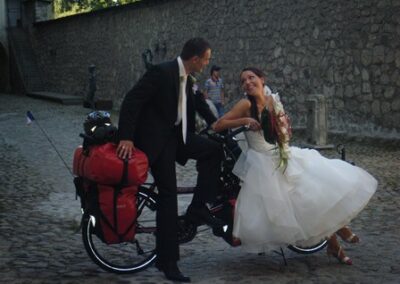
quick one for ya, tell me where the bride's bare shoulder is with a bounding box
[236,98,251,108]
[229,98,251,117]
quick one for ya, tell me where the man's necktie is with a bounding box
[180,76,187,144]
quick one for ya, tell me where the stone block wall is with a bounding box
[0,0,9,92]
[30,0,400,138]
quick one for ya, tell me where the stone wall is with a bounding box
[0,0,9,92]
[30,0,400,138]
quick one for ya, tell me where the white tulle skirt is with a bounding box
[232,146,377,253]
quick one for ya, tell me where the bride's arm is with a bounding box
[212,99,256,132]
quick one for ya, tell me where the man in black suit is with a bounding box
[117,38,223,282]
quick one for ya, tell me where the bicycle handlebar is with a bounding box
[225,125,250,140]
[80,124,250,147]
[203,125,249,144]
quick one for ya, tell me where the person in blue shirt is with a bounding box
[204,65,225,117]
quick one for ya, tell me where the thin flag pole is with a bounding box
[26,111,74,177]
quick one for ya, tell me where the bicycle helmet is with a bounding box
[84,111,112,135]
[83,111,117,144]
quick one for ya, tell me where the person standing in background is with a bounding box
[204,65,225,117]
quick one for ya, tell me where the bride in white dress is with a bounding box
[212,67,377,265]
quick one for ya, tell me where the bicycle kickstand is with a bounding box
[272,247,288,266]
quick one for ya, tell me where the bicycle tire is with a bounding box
[82,189,157,274]
[287,239,328,254]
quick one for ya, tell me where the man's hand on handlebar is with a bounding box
[117,140,135,159]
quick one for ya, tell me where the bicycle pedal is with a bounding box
[184,215,202,227]
[212,227,224,237]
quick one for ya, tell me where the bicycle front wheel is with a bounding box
[288,239,328,255]
[82,188,157,274]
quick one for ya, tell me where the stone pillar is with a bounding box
[0,0,7,49]
[33,0,53,22]
[22,0,53,27]
[306,94,330,146]
[0,0,10,92]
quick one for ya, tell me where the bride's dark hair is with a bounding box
[241,67,277,144]
[240,67,266,122]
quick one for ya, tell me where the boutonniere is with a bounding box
[188,74,197,83]
[189,75,199,93]
[192,83,199,93]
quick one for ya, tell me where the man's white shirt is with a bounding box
[176,56,188,143]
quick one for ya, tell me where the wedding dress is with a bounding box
[232,129,377,252]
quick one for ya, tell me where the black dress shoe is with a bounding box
[155,261,191,282]
[186,204,226,228]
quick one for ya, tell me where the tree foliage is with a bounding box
[54,0,142,18]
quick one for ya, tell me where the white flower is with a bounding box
[192,83,199,93]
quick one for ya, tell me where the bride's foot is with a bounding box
[231,236,241,247]
[327,235,352,265]
[337,226,360,244]
[327,245,352,265]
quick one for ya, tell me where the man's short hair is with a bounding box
[210,65,221,75]
[180,38,211,60]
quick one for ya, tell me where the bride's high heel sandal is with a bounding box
[231,236,242,247]
[327,246,353,265]
[337,226,360,244]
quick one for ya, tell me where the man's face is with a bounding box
[190,49,211,73]
[212,70,220,80]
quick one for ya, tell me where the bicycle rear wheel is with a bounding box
[82,188,157,273]
[288,239,328,254]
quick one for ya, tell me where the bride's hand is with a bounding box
[246,118,261,131]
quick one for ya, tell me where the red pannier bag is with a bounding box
[73,143,148,185]
[74,179,138,244]
[73,142,149,245]
[96,184,138,244]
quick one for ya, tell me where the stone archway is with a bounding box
[0,43,9,92]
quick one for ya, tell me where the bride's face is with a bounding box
[240,70,265,97]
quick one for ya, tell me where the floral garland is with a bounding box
[261,89,292,172]
[272,94,292,172]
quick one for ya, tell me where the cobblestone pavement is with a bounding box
[0,93,399,284]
